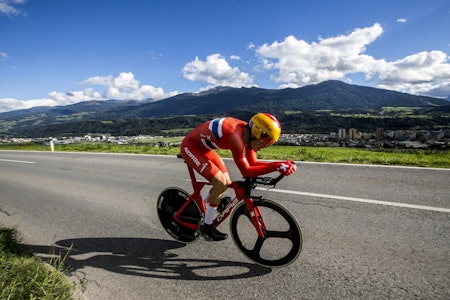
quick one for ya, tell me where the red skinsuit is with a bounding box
[180,117,277,181]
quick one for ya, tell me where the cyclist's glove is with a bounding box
[274,160,296,176]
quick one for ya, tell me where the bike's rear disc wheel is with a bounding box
[230,199,302,267]
[157,188,201,243]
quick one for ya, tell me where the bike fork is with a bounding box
[245,198,267,238]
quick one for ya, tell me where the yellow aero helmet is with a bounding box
[249,113,281,145]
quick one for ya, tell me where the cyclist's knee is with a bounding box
[211,173,228,193]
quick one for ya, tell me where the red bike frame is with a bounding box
[173,163,267,238]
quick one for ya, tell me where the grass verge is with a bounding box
[0,226,76,300]
[1,142,449,168]
[256,146,450,168]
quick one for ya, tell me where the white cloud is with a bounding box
[0,72,181,113]
[254,23,450,97]
[48,88,103,105]
[81,72,140,92]
[255,23,388,87]
[377,51,450,96]
[0,88,104,113]
[0,97,57,112]
[0,0,26,16]
[397,18,407,23]
[80,75,114,86]
[81,72,179,100]
[146,51,163,59]
[0,52,8,60]
[182,53,254,88]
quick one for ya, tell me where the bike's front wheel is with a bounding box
[157,187,201,243]
[230,199,302,268]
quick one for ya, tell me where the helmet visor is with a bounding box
[259,133,276,146]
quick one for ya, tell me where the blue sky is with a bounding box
[0,0,449,112]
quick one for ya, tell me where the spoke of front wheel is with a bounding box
[251,236,265,255]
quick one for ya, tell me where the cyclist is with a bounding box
[180,113,297,241]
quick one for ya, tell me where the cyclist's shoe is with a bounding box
[217,196,232,213]
[200,224,228,241]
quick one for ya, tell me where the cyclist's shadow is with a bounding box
[28,237,271,280]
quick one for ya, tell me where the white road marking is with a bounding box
[0,159,36,164]
[258,187,450,213]
[298,160,450,171]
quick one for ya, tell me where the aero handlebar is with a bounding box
[244,174,285,186]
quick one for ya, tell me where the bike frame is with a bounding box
[173,163,268,238]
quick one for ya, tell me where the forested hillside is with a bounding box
[1,80,448,137]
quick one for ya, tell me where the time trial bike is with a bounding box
[156,156,303,268]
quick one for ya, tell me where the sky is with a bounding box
[0,0,449,113]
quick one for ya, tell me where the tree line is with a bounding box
[13,110,449,138]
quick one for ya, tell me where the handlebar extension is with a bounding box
[245,173,285,186]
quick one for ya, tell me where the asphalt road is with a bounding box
[1,151,449,299]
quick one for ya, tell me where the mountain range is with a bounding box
[1,80,449,137]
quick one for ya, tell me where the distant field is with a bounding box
[1,142,449,168]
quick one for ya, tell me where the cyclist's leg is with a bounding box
[201,153,230,240]
[207,152,231,205]
[181,144,231,205]
[181,145,229,240]
[205,171,229,221]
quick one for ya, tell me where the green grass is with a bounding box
[256,146,450,168]
[1,142,449,168]
[0,226,76,300]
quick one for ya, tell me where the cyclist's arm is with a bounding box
[245,148,272,166]
[230,136,277,177]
